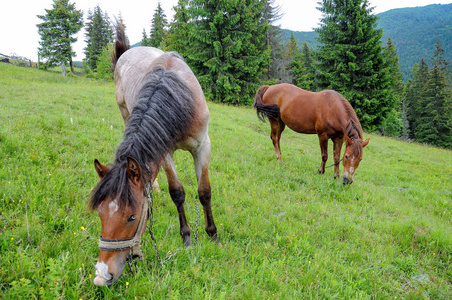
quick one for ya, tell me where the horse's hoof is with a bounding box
[183,236,192,247]
[210,235,221,244]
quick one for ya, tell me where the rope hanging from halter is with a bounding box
[97,190,150,260]
[325,158,343,169]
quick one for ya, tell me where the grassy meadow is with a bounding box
[1,63,452,299]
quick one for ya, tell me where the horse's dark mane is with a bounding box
[90,66,195,210]
[337,93,364,154]
[335,94,362,140]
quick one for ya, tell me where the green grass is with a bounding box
[1,63,451,299]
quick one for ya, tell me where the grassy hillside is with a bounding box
[1,63,452,299]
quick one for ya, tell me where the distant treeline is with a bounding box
[35,0,452,148]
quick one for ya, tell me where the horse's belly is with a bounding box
[282,115,317,134]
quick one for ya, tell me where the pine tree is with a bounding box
[95,44,114,81]
[400,88,411,140]
[315,0,393,131]
[141,28,150,46]
[284,33,299,59]
[148,2,168,49]
[416,39,452,148]
[432,37,450,78]
[298,42,316,90]
[37,0,83,74]
[187,0,270,105]
[380,38,404,136]
[84,5,113,70]
[284,33,300,84]
[263,0,284,82]
[289,42,315,90]
[166,0,191,55]
[406,59,430,140]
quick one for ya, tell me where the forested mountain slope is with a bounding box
[285,3,452,78]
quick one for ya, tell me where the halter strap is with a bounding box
[98,192,150,260]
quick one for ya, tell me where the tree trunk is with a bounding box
[61,64,66,76]
[70,58,75,74]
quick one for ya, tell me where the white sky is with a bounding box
[0,0,450,61]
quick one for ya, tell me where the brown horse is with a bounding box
[253,83,369,184]
[89,24,218,286]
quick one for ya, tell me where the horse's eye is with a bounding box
[345,154,349,160]
[128,215,136,222]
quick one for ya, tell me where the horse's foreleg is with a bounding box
[318,134,329,174]
[162,153,191,246]
[333,137,344,179]
[191,136,219,243]
[270,117,285,161]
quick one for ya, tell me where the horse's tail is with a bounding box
[252,85,280,122]
[111,21,130,70]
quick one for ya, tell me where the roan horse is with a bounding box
[89,24,218,286]
[253,83,369,184]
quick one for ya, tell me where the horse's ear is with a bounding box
[94,159,109,179]
[345,135,353,146]
[362,138,370,148]
[126,156,142,185]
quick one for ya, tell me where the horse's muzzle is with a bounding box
[342,176,353,185]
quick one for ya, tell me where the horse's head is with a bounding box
[342,136,370,185]
[90,157,148,286]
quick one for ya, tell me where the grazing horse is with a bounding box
[253,83,369,184]
[89,24,218,286]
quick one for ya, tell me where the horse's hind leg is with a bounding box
[318,134,329,174]
[269,117,286,161]
[162,152,191,246]
[191,135,219,242]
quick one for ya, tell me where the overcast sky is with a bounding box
[0,0,450,61]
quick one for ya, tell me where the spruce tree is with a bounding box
[406,59,430,140]
[166,0,191,56]
[315,0,393,131]
[95,44,114,80]
[263,0,284,82]
[289,42,316,91]
[416,39,452,148]
[432,37,450,78]
[284,33,300,85]
[400,88,411,140]
[380,38,404,136]
[284,33,299,59]
[188,0,270,105]
[84,5,113,70]
[148,2,168,49]
[37,0,83,74]
[141,29,150,46]
[298,42,316,90]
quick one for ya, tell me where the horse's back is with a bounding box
[264,84,347,135]
[115,46,209,150]
[115,47,165,117]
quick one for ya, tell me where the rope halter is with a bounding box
[97,194,150,260]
